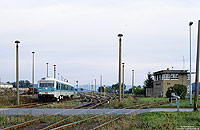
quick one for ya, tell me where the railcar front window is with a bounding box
[40,83,54,88]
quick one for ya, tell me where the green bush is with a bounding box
[134,86,145,96]
[166,84,187,99]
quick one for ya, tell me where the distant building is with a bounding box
[152,69,190,97]
[0,82,13,89]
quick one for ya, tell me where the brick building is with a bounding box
[152,69,190,97]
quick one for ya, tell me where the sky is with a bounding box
[0,0,200,87]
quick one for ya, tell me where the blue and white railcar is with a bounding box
[38,77,76,101]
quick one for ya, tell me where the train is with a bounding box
[38,77,76,101]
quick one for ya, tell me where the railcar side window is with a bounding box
[69,85,72,91]
[40,83,54,88]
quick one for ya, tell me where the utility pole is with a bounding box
[53,65,56,79]
[15,40,20,105]
[95,79,96,94]
[92,85,93,96]
[118,34,123,101]
[122,63,125,98]
[104,85,106,97]
[46,63,49,78]
[132,70,134,95]
[32,52,35,95]
[194,20,200,111]
[100,75,102,95]
[76,81,78,93]
[189,21,193,105]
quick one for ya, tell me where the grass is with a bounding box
[0,113,35,128]
[156,99,200,108]
[103,111,200,130]
[0,113,94,129]
[104,95,200,109]
[104,96,169,109]
[0,95,38,108]
[39,99,81,109]
[1,111,200,130]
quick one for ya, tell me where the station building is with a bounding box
[146,69,190,97]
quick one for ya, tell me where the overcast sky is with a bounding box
[0,0,200,87]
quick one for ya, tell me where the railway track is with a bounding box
[2,97,83,130]
[73,95,111,109]
[90,101,170,130]
[7,97,81,108]
[41,100,169,130]
[73,96,99,109]
[2,95,168,130]
[2,115,53,130]
[2,95,107,130]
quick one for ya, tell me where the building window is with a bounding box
[163,74,170,80]
[170,74,179,80]
[158,75,162,80]
[154,76,156,81]
[155,75,159,81]
[167,83,171,85]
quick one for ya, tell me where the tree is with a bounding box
[144,72,154,87]
[111,82,126,94]
[166,84,187,99]
[134,85,145,96]
[98,86,104,92]
[105,86,113,93]
[12,80,31,88]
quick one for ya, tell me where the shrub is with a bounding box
[166,84,187,99]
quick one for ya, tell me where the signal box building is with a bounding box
[153,69,190,97]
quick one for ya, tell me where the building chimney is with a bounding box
[53,65,56,79]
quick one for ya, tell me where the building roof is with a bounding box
[153,69,189,76]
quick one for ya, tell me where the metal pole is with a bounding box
[177,98,179,112]
[189,22,193,105]
[92,85,93,96]
[100,75,102,95]
[54,65,56,79]
[132,70,134,95]
[95,79,96,94]
[76,81,78,93]
[122,63,125,98]
[15,40,20,105]
[118,34,123,101]
[46,63,49,78]
[104,85,106,97]
[32,52,35,95]
[194,20,200,111]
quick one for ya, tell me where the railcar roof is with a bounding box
[38,77,73,86]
